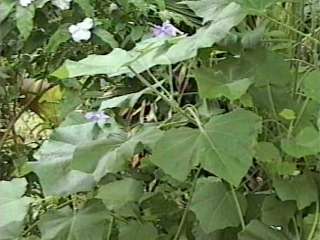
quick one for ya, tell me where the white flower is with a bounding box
[19,0,34,7]
[270,225,282,231]
[77,18,94,30]
[68,18,94,42]
[52,0,72,10]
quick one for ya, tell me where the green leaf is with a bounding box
[194,67,253,101]
[141,193,179,219]
[71,126,162,181]
[35,0,51,8]
[74,0,94,17]
[0,0,14,23]
[303,214,320,240]
[201,110,261,185]
[190,177,247,233]
[52,2,246,79]
[151,127,200,181]
[52,47,132,79]
[118,221,158,240]
[182,0,233,24]
[16,4,35,40]
[99,85,155,110]
[93,28,119,48]
[152,110,261,186]
[238,220,288,240]
[39,200,108,240]
[236,0,279,14]
[47,24,71,53]
[30,123,99,196]
[303,71,320,103]
[245,193,266,222]
[255,142,281,162]
[192,226,238,240]
[279,108,296,120]
[273,174,318,210]
[241,24,265,48]
[96,178,144,210]
[281,126,320,158]
[243,48,292,87]
[261,195,296,228]
[71,137,124,175]
[0,178,31,240]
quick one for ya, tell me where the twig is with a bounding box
[0,82,51,150]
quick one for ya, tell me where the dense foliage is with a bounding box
[1,0,320,239]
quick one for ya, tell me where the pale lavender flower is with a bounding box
[85,111,110,124]
[152,21,183,38]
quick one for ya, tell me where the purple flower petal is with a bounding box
[152,21,183,38]
[85,111,110,124]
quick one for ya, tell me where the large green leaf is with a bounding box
[72,126,163,181]
[151,127,200,181]
[118,221,158,240]
[200,110,261,185]
[303,71,320,103]
[52,2,245,79]
[238,220,288,240]
[281,126,320,158]
[152,109,261,186]
[194,67,253,101]
[261,195,296,228]
[0,0,14,23]
[16,4,35,39]
[243,48,292,87]
[273,174,318,210]
[39,200,108,240]
[96,178,144,210]
[71,137,125,175]
[190,178,247,233]
[0,178,31,240]
[30,122,99,196]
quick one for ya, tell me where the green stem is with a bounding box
[230,185,245,230]
[294,97,310,129]
[128,66,195,124]
[173,167,201,240]
[307,199,319,240]
[22,220,40,236]
[107,216,115,240]
[287,120,294,140]
[267,84,281,135]
[264,15,320,46]
[168,64,174,97]
[146,69,172,97]
[292,216,301,240]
